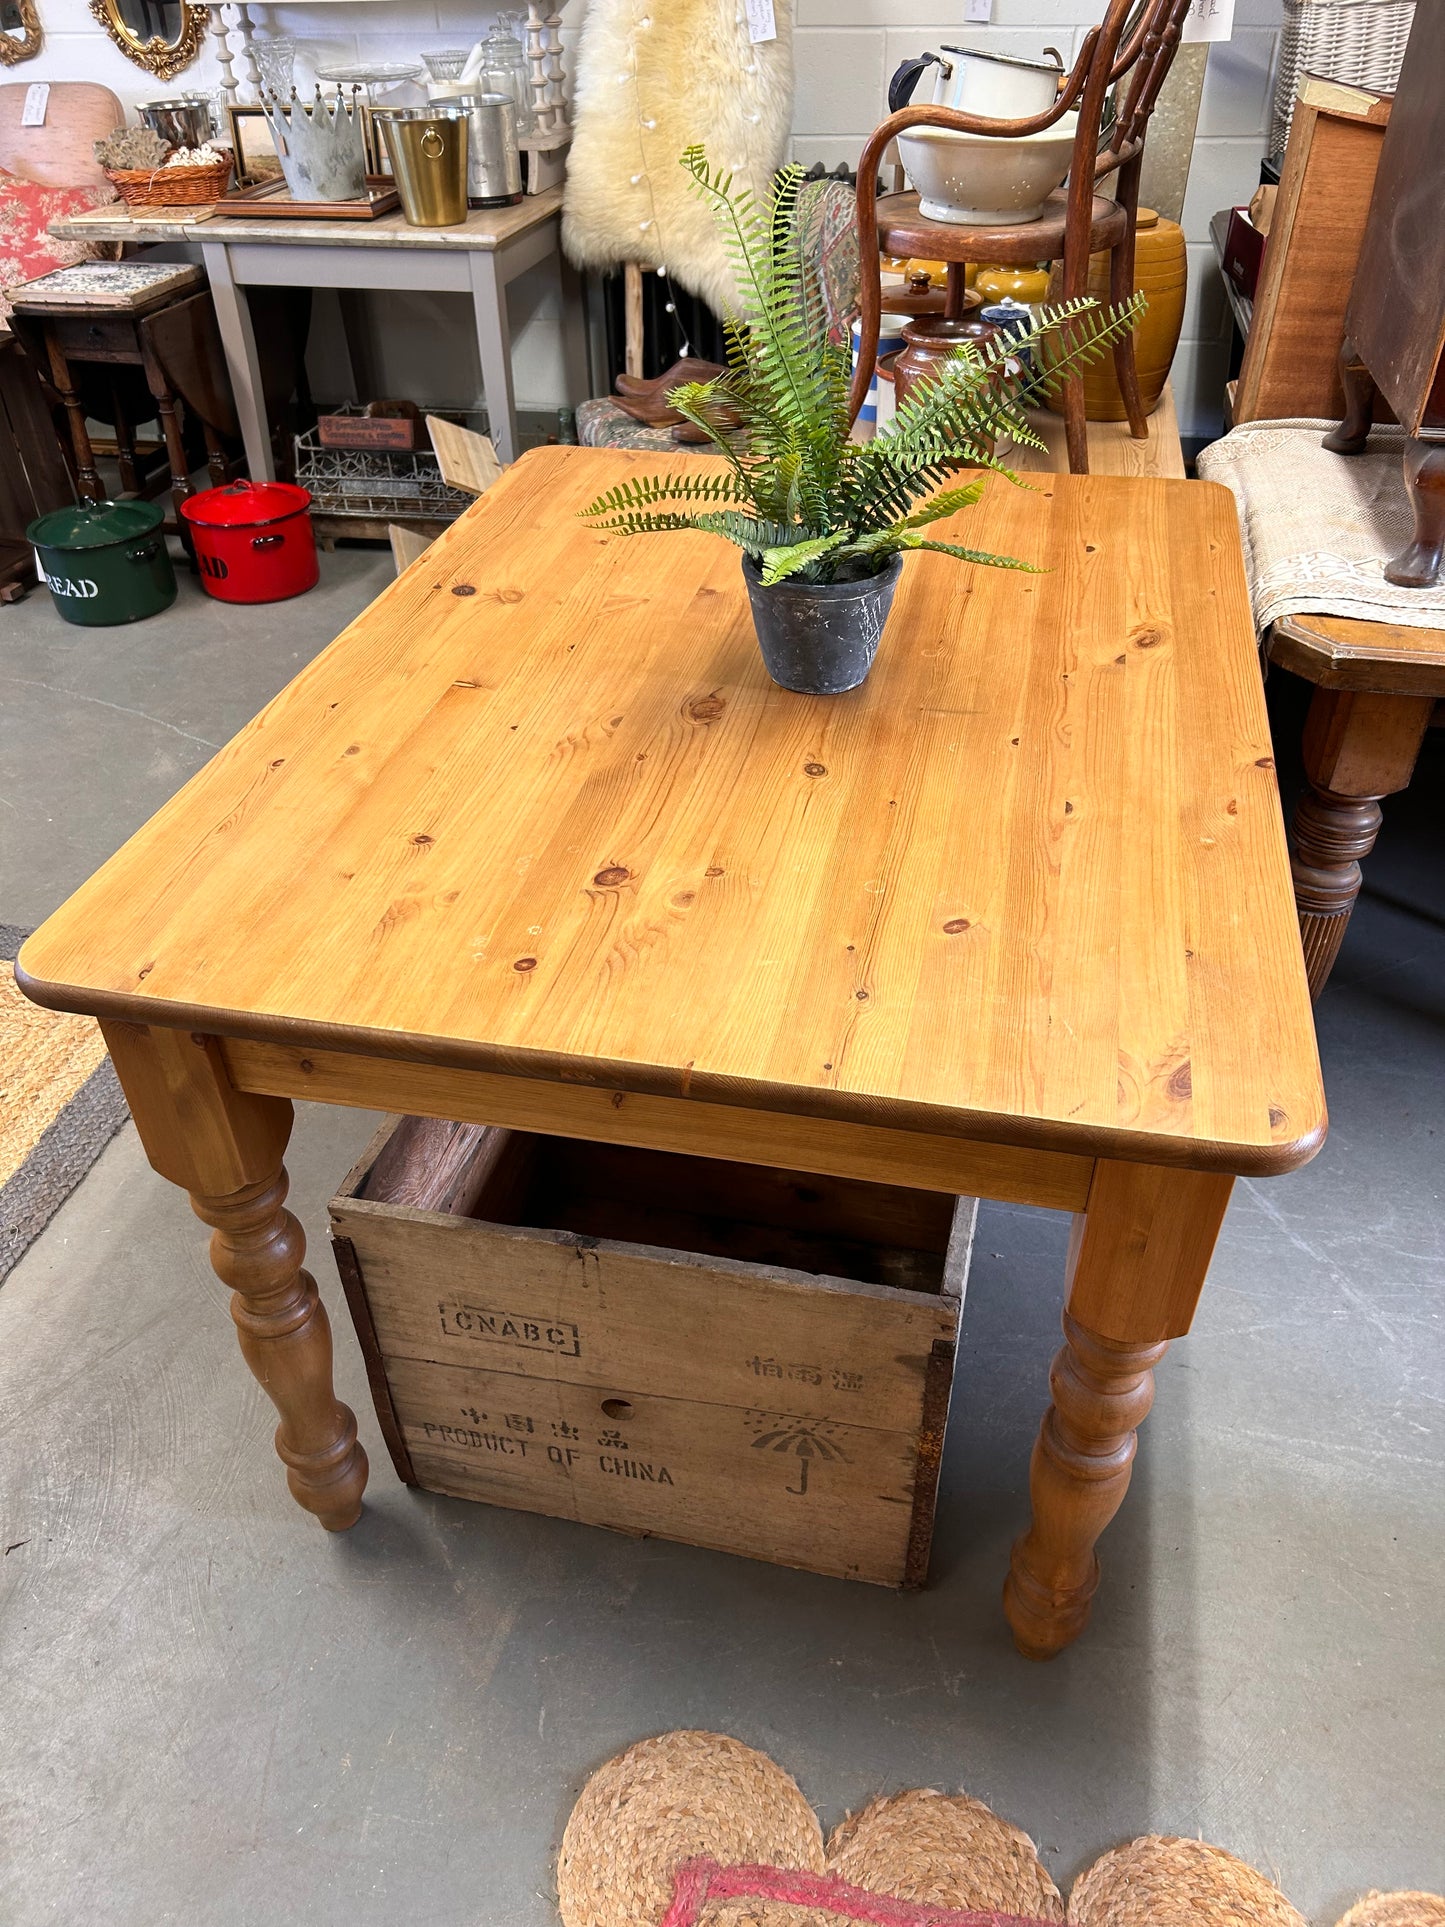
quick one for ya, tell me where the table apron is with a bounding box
[220,220,560,295]
[220,1037,1097,1213]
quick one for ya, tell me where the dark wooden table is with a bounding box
[8,272,235,525]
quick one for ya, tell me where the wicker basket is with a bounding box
[1270,0,1414,153]
[105,152,235,209]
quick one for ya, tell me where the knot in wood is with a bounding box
[592,866,630,887]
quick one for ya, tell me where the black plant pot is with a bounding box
[741,552,902,695]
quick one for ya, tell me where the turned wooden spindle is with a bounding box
[192,1170,366,1528]
[1005,1313,1167,1658]
[1287,685,1434,998]
[44,328,102,500]
[101,1022,367,1529]
[1289,784,1384,996]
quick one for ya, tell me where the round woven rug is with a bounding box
[1068,1836,1306,1927]
[556,1731,825,1927]
[827,1789,1064,1922]
[1336,1897,1445,1927]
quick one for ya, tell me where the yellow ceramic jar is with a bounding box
[1075,207,1187,421]
[973,262,1052,305]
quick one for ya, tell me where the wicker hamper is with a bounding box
[1270,0,1414,153]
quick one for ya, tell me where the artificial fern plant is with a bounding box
[581,147,1145,586]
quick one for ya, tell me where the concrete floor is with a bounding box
[1,556,1442,1927]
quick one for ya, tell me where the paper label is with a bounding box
[964,0,993,21]
[1182,0,1234,43]
[745,0,776,45]
[21,83,50,127]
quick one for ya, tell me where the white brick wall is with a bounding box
[16,0,1279,431]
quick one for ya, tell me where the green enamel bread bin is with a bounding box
[27,498,177,626]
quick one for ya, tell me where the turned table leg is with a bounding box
[1289,687,1434,997]
[1005,1158,1233,1659]
[43,323,103,502]
[101,1022,367,1529]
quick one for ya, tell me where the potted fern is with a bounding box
[582,148,1144,695]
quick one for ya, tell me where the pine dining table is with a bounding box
[16,447,1326,1658]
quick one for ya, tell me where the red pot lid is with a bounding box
[180,478,312,528]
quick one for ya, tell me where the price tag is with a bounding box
[21,83,50,127]
[745,0,776,44]
[1182,0,1234,43]
[965,0,993,21]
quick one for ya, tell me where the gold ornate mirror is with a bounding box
[88,0,205,80]
[0,0,43,65]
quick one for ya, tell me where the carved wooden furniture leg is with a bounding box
[1289,685,1434,994]
[100,1021,368,1528]
[1005,1159,1233,1659]
[43,322,103,501]
[1384,439,1445,588]
[1322,336,1377,456]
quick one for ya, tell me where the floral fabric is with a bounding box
[0,172,119,326]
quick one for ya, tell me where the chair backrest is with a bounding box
[0,81,124,189]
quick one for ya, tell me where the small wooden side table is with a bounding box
[8,268,231,523]
[1270,612,1445,994]
[17,449,1325,1661]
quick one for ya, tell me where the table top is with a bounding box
[19,447,1325,1175]
[47,185,562,252]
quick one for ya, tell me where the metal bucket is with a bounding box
[138,96,214,151]
[452,92,522,206]
[262,95,368,203]
[375,108,470,227]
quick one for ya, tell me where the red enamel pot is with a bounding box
[180,478,319,604]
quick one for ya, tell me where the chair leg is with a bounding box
[1062,372,1090,475]
[1109,242,1148,439]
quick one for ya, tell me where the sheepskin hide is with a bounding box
[562,0,794,318]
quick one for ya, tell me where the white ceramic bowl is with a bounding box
[898,115,1078,226]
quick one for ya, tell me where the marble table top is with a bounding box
[48,186,562,252]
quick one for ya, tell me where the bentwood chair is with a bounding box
[849,0,1192,474]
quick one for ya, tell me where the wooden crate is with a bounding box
[330,1118,977,1588]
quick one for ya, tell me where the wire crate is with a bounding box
[1270,0,1414,154]
[293,428,475,522]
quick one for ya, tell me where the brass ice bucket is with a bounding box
[374,107,469,227]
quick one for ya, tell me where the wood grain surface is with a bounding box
[19,447,1324,1175]
[1271,613,1445,697]
[1234,84,1391,424]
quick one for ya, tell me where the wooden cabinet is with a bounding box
[1326,3,1445,586]
[1233,77,1392,425]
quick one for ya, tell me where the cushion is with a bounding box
[0,170,118,325]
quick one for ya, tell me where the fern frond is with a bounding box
[580,469,753,519]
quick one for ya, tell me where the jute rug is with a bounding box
[556,1731,1444,1927]
[0,923,128,1283]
